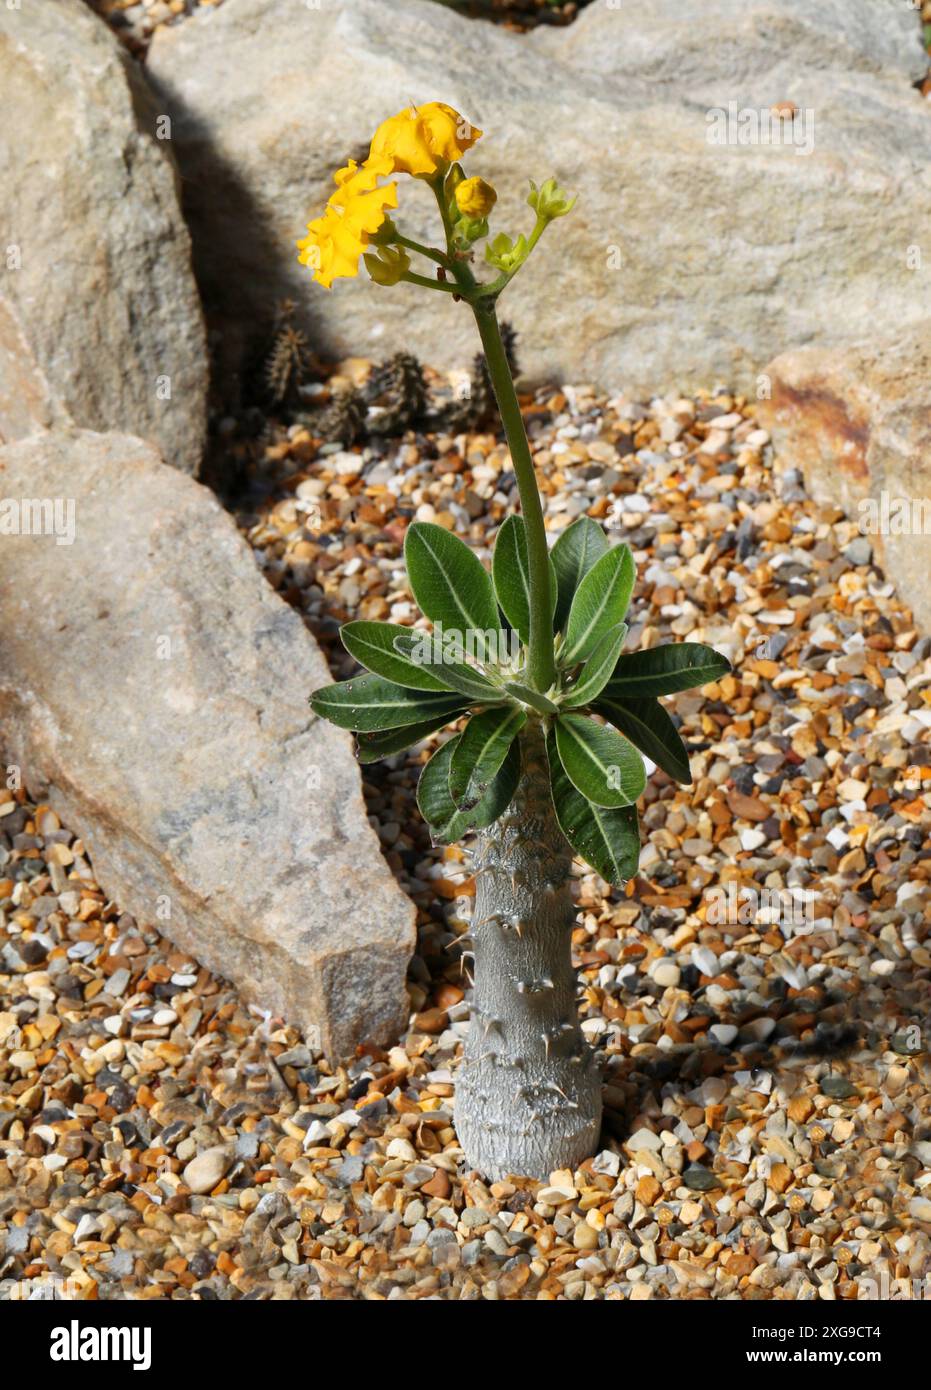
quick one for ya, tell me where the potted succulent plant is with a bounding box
[302,103,731,1179]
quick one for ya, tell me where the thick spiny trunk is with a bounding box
[454,723,602,1180]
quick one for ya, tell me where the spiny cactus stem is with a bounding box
[454,723,601,1180]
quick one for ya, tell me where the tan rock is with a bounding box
[636,1175,662,1206]
[0,429,416,1059]
[758,322,931,631]
[787,1094,814,1124]
[768,1163,793,1194]
[183,1145,233,1195]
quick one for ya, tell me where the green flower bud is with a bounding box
[444,163,466,200]
[363,243,411,286]
[527,177,577,221]
[452,215,490,249]
[369,216,399,246]
[485,231,529,274]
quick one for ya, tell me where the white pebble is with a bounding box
[692,947,718,976]
[650,960,681,988]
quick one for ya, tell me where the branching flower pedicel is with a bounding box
[300,104,732,1180]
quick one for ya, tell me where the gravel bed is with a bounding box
[2,376,931,1300]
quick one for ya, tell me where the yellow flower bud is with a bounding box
[455,176,497,219]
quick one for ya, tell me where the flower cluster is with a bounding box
[297,99,577,302]
[297,102,480,289]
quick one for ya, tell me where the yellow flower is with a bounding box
[455,176,497,218]
[297,157,397,289]
[369,102,482,177]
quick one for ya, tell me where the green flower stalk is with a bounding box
[300,102,732,1179]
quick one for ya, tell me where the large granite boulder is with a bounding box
[146,0,930,394]
[758,323,931,633]
[0,0,207,471]
[0,428,416,1058]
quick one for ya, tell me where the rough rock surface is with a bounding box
[758,322,931,632]
[0,429,415,1058]
[146,0,930,394]
[0,0,207,471]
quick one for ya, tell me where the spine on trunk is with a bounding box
[455,723,602,1181]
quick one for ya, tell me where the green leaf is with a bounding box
[356,712,459,764]
[561,543,636,666]
[340,621,452,692]
[562,624,627,709]
[546,729,640,885]
[554,712,645,808]
[551,516,609,631]
[604,642,731,698]
[491,515,557,644]
[310,674,467,732]
[417,735,520,843]
[492,515,531,642]
[404,522,500,663]
[595,697,692,784]
[392,630,506,703]
[449,706,527,809]
[503,681,560,715]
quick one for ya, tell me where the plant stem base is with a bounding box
[454,724,602,1181]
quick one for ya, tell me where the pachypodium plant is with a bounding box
[302,103,731,1180]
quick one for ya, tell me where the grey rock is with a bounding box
[460,1206,491,1228]
[407,1220,431,1246]
[275,1045,313,1068]
[844,537,873,567]
[0,428,416,1059]
[104,1249,136,1277]
[483,1228,510,1256]
[0,0,206,470]
[304,1120,331,1146]
[627,1127,663,1152]
[235,1132,260,1160]
[6,1226,29,1253]
[683,1165,721,1191]
[426,1226,458,1248]
[546,0,927,88]
[147,0,931,395]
